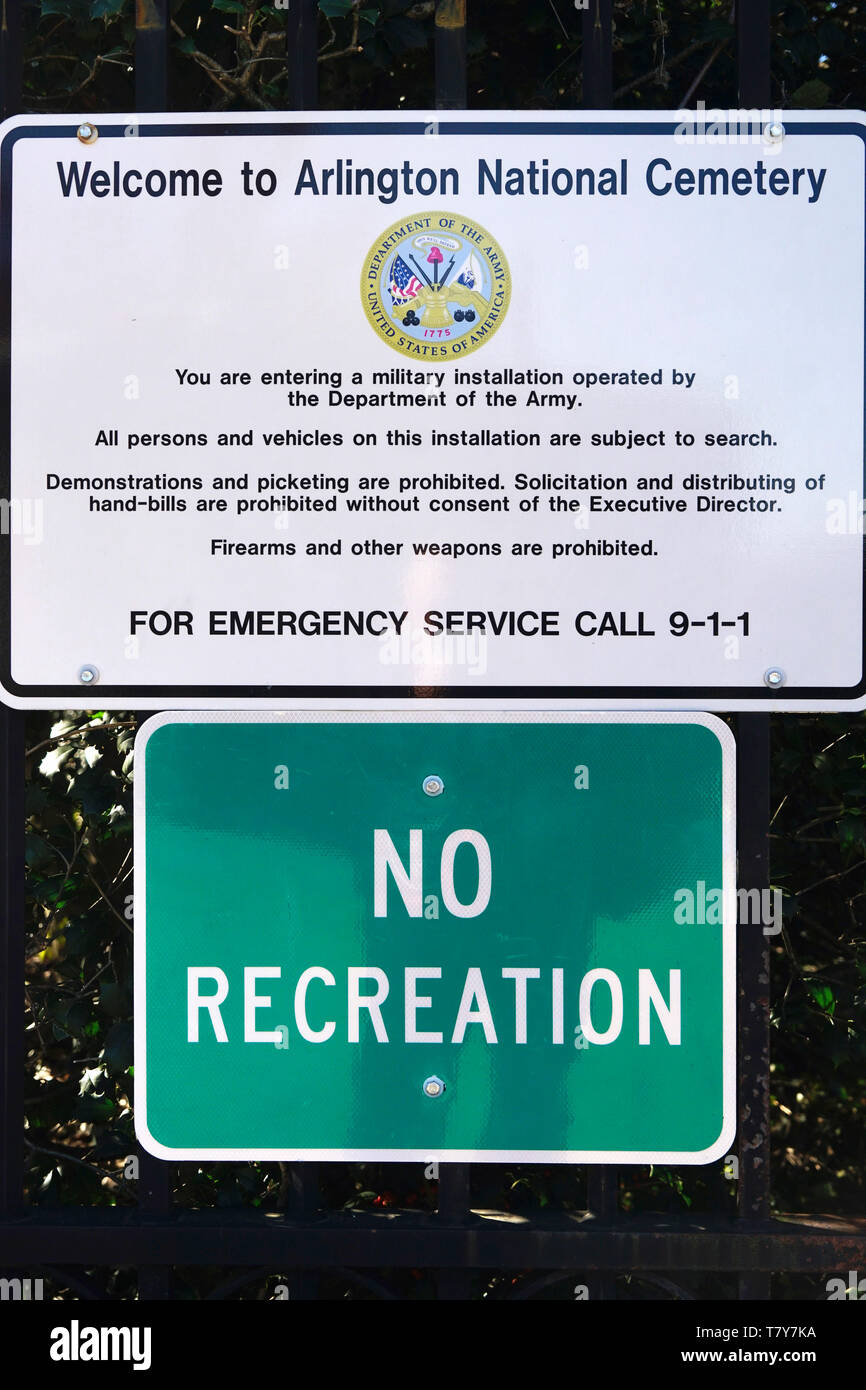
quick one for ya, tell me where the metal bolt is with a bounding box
[765,121,785,142]
[763,667,785,689]
[423,1075,445,1098]
[78,665,99,685]
[422,774,444,797]
[77,122,98,144]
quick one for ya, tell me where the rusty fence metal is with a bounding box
[0,0,864,1301]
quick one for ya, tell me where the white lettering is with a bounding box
[579,968,623,1045]
[187,967,229,1042]
[294,966,336,1042]
[501,967,540,1043]
[451,967,497,1043]
[638,968,681,1045]
[374,829,423,917]
[440,829,492,917]
[405,967,443,1043]
[244,967,282,1043]
[348,966,390,1042]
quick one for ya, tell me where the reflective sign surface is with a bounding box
[135,711,735,1161]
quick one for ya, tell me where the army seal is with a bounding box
[361,211,511,360]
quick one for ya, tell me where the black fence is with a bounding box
[0,0,864,1302]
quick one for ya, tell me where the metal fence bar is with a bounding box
[137,1152,174,1299]
[579,0,617,1288]
[581,0,613,108]
[284,1164,319,1300]
[735,717,772,1224]
[0,0,22,122]
[2,1212,864,1271]
[438,1163,471,1223]
[435,0,467,111]
[0,0,22,1235]
[735,714,772,1301]
[737,0,771,109]
[734,0,773,1305]
[135,0,169,113]
[0,707,24,1218]
[437,1163,473,1298]
[287,0,319,111]
[0,3,25,1265]
[432,1,470,1298]
[282,3,321,1264]
[130,7,172,1299]
[586,1168,618,1299]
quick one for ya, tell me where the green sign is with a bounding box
[134,712,736,1163]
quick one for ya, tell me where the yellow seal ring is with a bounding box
[361,210,511,361]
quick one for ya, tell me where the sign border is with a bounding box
[133,709,737,1164]
[0,113,864,709]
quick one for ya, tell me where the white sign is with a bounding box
[1,110,864,709]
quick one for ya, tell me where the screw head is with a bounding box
[78,664,99,685]
[77,122,98,144]
[422,774,444,797]
[765,121,785,142]
[423,1075,445,1098]
[764,667,786,689]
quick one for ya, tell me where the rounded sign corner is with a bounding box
[133,1108,181,1163]
[0,115,35,152]
[0,667,31,710]
[688,710,736,751]
[840,110,866,141]
[133,711,179,756]
[687,1113,738,1168]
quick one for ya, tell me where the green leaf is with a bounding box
[98,981,131,1017]
[788,78,831,109]
[103,1020,134,1075]
[212,0,247,11]
[52,999,91,1037]
[79,1064,104,1096]
[30,873,70,907]
[319,0,353,16]
[809,982,835,1015]
[74,1093,117,1122]
[68,763,116,816]
[63,917,103,955]
[25,833,58,870]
